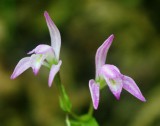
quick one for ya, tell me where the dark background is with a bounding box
[0,0,160,126]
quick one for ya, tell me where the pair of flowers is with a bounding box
[11,11,146,110]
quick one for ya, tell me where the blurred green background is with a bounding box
[0,0,160,126]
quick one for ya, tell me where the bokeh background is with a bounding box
[0,0,160,126]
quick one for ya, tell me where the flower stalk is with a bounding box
[55,72,94,121]
[54,72,72,113]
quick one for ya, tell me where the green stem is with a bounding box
[69,111,82,120]
[55,72,64,96]
[88,101,94,116]
[55,72,95,122]
[55,72,81,120]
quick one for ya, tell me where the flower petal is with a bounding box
[99,64,123,100]
[28,44,53,55]
[30,54,46,75]
[95,34,114,77]
[48,60,62,87]
[10,57,31,79]
[44,11,61,60]
[122,75,146,102]
[89,79,100,109]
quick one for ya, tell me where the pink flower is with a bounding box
[11,11,62,87]
[89,34,146,109]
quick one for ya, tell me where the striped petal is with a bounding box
[95,34,114,78]
[89,79,100,109]
[122,75,146,102]
[44,11,61,60]
[10,57,31,79]
[48,60,62,87]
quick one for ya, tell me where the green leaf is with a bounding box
[66,115,99,126]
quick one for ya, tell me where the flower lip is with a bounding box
[98,64,123,100]
[107,77,123,100]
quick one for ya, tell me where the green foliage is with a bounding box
[66,115,99,126]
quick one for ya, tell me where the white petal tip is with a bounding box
[93,99,99,110]
[110,34,114,38]
[27,49,34,55]
[48,72,55,87]
[44,11,49,17]
[142,99,146,102]
[115,94,120,100]
[139,96,146,102]
[33,69,39,75]
[48,81,52,87]
[27,52,32,55]
[33,72,37,75]
[107,34,114,42]
[10,75,15,79]
[94,105,98,110]
[111,90,121,100]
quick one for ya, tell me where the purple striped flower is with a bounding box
[89,34,146,109]
[11,11,62,87]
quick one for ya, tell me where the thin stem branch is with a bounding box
[55,72,81,120]
[69,111,81,120]
[88,101,94,116]
[55,72,64,96]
